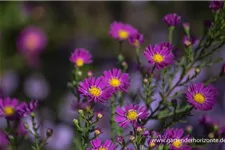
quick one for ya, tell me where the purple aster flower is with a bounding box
[101,68,130,93]
[0,97,25,120]
[164,128,191,150]
[70,48,92,67]
[88,138,115,150]
[185,83,218,111]
[78,77,112,103]
[0,130,9,150]
[163,13,181,27]
[144,43,174,69]
[209,0,224,12]
[20,100,39,116]
[160,42,173,50]
[128,32,144,47]
[17,26,47,54]
[114,104,149,128]
[109,21,138,41]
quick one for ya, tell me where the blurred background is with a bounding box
[0,1,224,150]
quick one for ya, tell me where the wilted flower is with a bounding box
[144,43,174,69]
[17,26,47,54]
[163,13,181,27]
[101,68,130,93]
[109,21,138,41]
[128,33,144,47]
[70,48,92,67]
[0,97,25,120]
[209,0,224,12]
[78,77,112,103]
[114,104,149,128]
[88,138,115,150]
[185,83,218,111]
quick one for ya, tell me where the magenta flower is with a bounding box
[164,128,191,150]
[209,0,224,12]
[163,13,181,27]
[109,21,138,41]
[0,97,25,120]
[114,104,149,128]
[144,43,174,69]
[101,68,130,93]
[185,83,218,111]
[88,138,115,150]
[78,77,112,103]
[17,26,47,54]
[0,130,8,150]
[128,33,144,47]
[70,48,92,67]
[20,100,39,116]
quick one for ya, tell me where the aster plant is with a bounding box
[66,1,225,150]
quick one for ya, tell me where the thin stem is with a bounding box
[31,114,40,150]
[169,26,175,43]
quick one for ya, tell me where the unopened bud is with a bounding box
[78,109,84,115]
[130,135,135,141]
[97,112,103,119]
[143,78,148,84]
[121,61,127,67]
[30,112,35,118]
[87,71,93,77]
[213,124,219,131]
[208,132,214,138]
[94,129,101,136]
[46,128,53,137]
[137,126,143,132]
[195,68,200,74]
[118,54,124,62]
[73,119,79,125]
[77,71,82,76]
[23,122,29,129]
[185,125,193,133]
[183,23,190,35]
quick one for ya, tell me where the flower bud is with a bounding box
[183,23,190,35]
[208,132,215,138]
[121,61,127,67]
[30,112,35,118]
[46,128,53,137]
[77,71,82,76]
[96,112,103,119]
[73,119,79,125]
[87,71,93,77]
[129,135,135,141]
[118,54,124,62]
[185,125,193,133]
[23,122,29,130]
[195,68,201,74]
[78,109,84,115]
[143,78,148,84]
[94,128,102,136]
[137,126,143,132]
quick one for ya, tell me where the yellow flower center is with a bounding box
[126,109,138,121]
[109,78,121,87]
[149,141,156,148]
[3,106,15,116]
[26,34,39,50]
[76,58,84,67]
[152,54,164,63]
[172,139,182,148]
[89,86,101,97]
[118,30,129,40]
[99,147,107,150]
[134,40,139,47]
[193,93,205,104]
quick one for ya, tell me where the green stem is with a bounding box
[169,26,175,43]
[31,114,40,150]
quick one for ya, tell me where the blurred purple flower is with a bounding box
[17,26,47,54]
[209,0,224,12]
[128,32,144,48]
[109,21,138,41]
[185,83,218,111]
[163,13,181,27]
[17,121,28,136]
[0,70,19,96]
[24,74,50,100]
